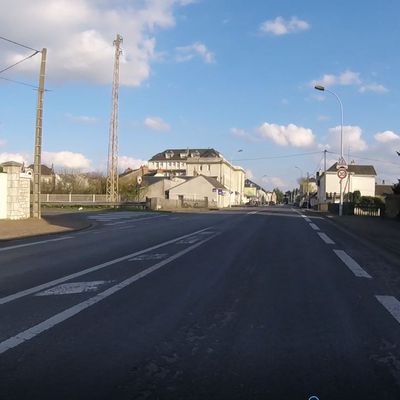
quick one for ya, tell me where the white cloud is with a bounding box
[260,16,310,35]
[374,130,400,143]
[0,152,29,164]
[66,113,97,124]
[43,151,91,170]
[0,0,195,87]
[312,70,361,88]
[245,169,254,179]
[318,115,330,122]
[359,84,388,93]
[257,122,315,147]
[230,127,256,142]
[118,156,147,172]
[327,125,367,152]
[261,175,286,188]
[144,116,171,132]
[176,42,215,63]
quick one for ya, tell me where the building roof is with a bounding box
[1,161,22,167]
[375,184,393,197]
[327,162,377,176]
[245,179,264,191]
[202,175,226,189]
[27,164,54,175]
[149,148,221,161]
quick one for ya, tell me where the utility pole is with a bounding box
[323,149,327,202]
[106,34,123,203]
[32,48,47,219]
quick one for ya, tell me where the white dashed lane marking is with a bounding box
[317,232,335,245]
[309,223,320,231]
[376,296,400,324]
[333,250,372,279]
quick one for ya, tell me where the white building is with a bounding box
[148,148,245,206]
[318,162,377,203]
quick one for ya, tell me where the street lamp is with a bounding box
[314,84,345,216]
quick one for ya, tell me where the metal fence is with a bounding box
[354,206,381,217]
[40,193,109,203]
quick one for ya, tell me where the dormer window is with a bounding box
[191,150,200,158]
[165,150,174,159]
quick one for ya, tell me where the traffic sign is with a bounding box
[337,167,347,179]
[336,157,348,169]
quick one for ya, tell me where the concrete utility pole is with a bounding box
[106,34,123,203]
[32,48,47,219]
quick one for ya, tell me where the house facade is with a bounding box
[148,148,245,206]
[318,163,377,203]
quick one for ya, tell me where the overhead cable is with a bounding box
[0,35,39,52]
[0,50,39,74]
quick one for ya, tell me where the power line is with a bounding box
[233,150,323,162]
[0,75,51,91]
[326,150,400,167]
[0,35,39,52]
[0,50,39,74]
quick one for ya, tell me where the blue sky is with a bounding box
[1,0,400,190]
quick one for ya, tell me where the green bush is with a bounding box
[359,196,384,209]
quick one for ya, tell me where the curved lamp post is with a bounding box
[314,84,345,216]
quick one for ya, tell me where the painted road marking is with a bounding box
[317,232,335,245]
[0,236,73,253]
[247,211,258,215]
[35,281,111,296]
[0,227,214,305]
[333,250,372,278]
[376,296,400,324]
[304,217,312,222]
[309,223,320,231]
[105,215,166,226]
[0,233,219,355]
[129,253,168,261]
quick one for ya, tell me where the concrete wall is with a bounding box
[0,163,31,220]
[0,173,7,219]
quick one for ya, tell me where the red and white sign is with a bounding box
[337,167,347,179]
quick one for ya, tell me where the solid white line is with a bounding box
[0,226,213,305]
[247,211,258,215]
[309,223,320,231]
[333,249,372,278]
[376,296,400,324]
[317,232,335,245]
[0,236,73,253]
[0,233,218,355]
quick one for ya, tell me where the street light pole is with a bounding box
[315,85,345,216]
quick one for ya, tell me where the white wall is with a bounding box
[0,173,7,219]
[319,172,376,202]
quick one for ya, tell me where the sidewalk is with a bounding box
[322,213,400,259]
[0,212,92,241]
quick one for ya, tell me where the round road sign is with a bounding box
[337,168,347,179]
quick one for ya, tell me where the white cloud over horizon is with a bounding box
[43,151,91,170]
[175,42,215,63]
[375,130,400,143]
[0,0,195,87]
[0,152,29,165]
[118,155,147,172]
[257,122,315,147]
[327,125,367,152]
[260,16,310,35]
[230,127,257,142]
[144,116,171,132]
[66,113,98,124]
[312,70,361,88]
[359,83,388,93]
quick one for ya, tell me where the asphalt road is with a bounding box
[1,206,400,399]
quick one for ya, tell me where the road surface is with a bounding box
[1,206,400,399]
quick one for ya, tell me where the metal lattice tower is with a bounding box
[106,34,123,203]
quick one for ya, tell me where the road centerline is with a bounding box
[317,232,335,245]
[376,296,400,324]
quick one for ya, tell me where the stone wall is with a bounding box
[0,162,31,220]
